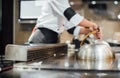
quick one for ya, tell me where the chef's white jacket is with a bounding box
[35,0,84,36]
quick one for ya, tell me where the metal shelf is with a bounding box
[18,19,36,24]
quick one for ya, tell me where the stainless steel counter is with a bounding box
[1,47,120,78]
[1,69,120,78]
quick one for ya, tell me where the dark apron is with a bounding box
[28,28,59,43]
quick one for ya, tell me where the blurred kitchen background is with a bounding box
[0,0,120,54]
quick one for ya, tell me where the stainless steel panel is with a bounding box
[5,44,67,62]
[5,44,27,61]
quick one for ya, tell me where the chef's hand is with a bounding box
[94,26,103,39]
[91,23,98,30]
[95,31,102,39]
[79,27,92,34]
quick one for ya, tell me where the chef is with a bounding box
[28,0,102,43]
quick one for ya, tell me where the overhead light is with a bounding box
[114,1,118,5]
[70,1,75,6]
[91,1,96,5]
[118,14,120,19]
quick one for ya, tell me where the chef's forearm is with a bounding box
[78,19,96,28]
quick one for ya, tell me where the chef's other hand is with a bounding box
[94,27,103,39]
[90,23,102,39]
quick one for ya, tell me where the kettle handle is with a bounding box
[80,30,97,46]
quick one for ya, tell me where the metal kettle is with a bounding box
[78,31,115,61]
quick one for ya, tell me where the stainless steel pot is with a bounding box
[76,59,113,70]
[78,29,115,61]
[78,39,115,60]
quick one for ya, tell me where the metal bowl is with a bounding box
[78,40,115,60]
